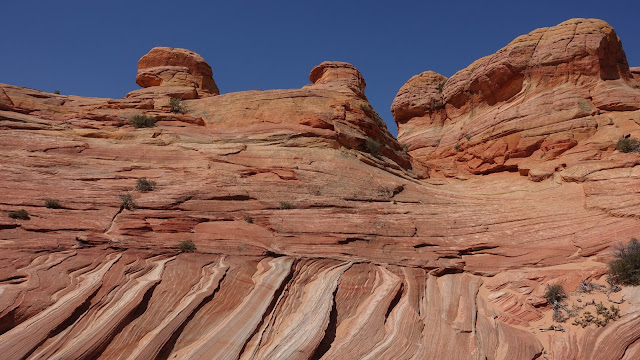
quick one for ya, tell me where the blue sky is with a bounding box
[3,1,639,135]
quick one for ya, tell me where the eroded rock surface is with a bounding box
[128,47,219,99]
[1,19,640,360]
[392,18,640,180]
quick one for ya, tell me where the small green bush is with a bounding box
[544,284,567,305]
[8,209,29,220]
[135,178,156,192]
[178,240,196,253]
[365,138,381,157]
[53,90,61,95]
[608,238,640,285]
[616,138,640,153]
[169,98,185,113]
[280,201,293,210]
[244,215,254,223]
[119,194,136,210]
[44,199,62,209]
[130,114,156,128]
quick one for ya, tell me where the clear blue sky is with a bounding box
[3,1,639,135]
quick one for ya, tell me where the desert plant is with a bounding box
[169,97,185,113]
[8,209,29,220]
[244,215,254,223]
[119,194,136,210]
[608,238,640,285]
[178,240,196,253]
[454,144,460,152]
[616,138,640,153]
[365,138,381,157]
[280,201,293,210]
[465,134,471,141]
[53,90,61,95]
[544,284,567,306]
[44,199,62,209]
[552,309,566,323]
[130,114,156,128]
[135,178,156,192]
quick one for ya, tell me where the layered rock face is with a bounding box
[127,47,220,99]
[1,19,640,360]
[393,18,640,179]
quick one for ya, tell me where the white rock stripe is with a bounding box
[172,256,294,360]
[125,258,229,360]
[251,262,352,360]
[0,253,121,360]
[30,255,174,360]
[321,266,402,359]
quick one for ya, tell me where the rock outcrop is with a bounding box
[127,47,219,99]
[393,18,640,179]
[1,19,640,360]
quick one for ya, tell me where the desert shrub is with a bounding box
[365,138,381,157]
[572,304,620,328]
[44,199,62,209]
[454,144,460,152]
[466,134,471,141]
[130,114,156,128]
[280,201,293,210]
[244,215,254,223]
[544,284,567,305]
[135,178,156,192]
[119,194,136,210]
[169,98,185,113]
[178,240,196,253]
[8,209,29,220]
[608,238,640,285]
[616,138,640,153]
[53,90,61,95]
[552,309,566,323]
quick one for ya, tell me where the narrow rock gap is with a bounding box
[385,282,404,320]
[310,286,340,360]
[237,260,296,358]
[88,281,162,360]
[157,269,228,360]
[21,285,102,358]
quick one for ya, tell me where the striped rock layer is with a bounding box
[1,18,640,360]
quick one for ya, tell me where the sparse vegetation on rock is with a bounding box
[279,201,293,210]
[135,178,156,192]
[244,215,254,223]
[544,284,567,305]
[169,97,185,113]
[365,138,381,157]
[119,194,136,210]
[608,238,640,285]
[8,209,29,220]
[44,199,62,209]
[178,240,196,253]
[616,138,640,153]
[572,303,621,328]
[130,114,156,128]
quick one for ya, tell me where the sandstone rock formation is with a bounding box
[1,18,640,360]
[127,47,219,99]
[392,18,640,180]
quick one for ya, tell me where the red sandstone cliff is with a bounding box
[0,19,639,359]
